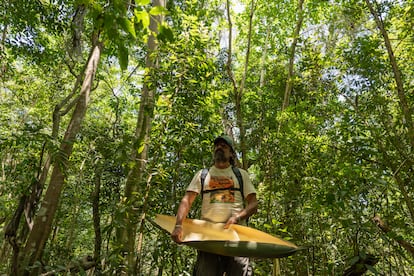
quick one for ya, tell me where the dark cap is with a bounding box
[214,135,235,152]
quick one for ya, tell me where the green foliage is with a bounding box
[1,0,413,275]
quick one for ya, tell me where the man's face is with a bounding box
[214,140,232,163]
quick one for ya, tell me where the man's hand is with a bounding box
[171,191,197,244]
[171,225,183,243]
[224,215,240,229]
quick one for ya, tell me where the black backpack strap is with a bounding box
[231,167,244,199]
[200,168,209,199]
[231,167,248,224]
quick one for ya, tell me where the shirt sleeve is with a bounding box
[186,169,203,194]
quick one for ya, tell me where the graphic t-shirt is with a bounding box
[186,166,256,223]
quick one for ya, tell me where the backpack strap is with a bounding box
[200,167,244,199]
[231,167,248,224]
[231,167,244,199]
[200,168,209,199]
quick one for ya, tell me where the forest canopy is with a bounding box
[1,0,413,275]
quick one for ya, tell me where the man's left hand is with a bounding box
[224,215,240,229]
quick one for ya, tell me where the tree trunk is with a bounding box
[116,0,164,274]
[282,0,305,110]
[135,174,154,274]
[365,0,414,228]
[365,0,414,149]
[5,26,87,273]
[92,161,102,274]
[17,38,103,275]
[0,21,8,77]
[226,0,255,170]
[259,24,270,88]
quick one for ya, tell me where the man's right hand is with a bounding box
[172,191,197,244]
[171,225,183,244]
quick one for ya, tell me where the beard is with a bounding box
[214,149,229,163]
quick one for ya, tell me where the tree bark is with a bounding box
[135,173,153,274]
[373,215,414,259]
[116,0,164,273]
[365,0,414,226]
[18,38,103,275]
[282,0,305,110]
[364,0,414,148]
[259,24,270,88]
[92,162,103,274]
[226,0,255,170]
[5,21,87,272]
[0,20,8,77]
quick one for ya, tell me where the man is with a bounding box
[171,135,258,276]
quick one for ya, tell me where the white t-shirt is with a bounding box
[186,166,256,223]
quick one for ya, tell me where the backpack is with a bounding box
[200,167,244,200]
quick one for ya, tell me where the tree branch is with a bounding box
[373,215,414,259]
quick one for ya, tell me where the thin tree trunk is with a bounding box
[5,33,86,274]
[276,2,305,274]
[0,20,7,77]
[258,28,277,276]
[5,90,82,275]
[365,0,414,225]
[116,0,164,273]
[18,38,103,275]
[373,215,414,258]
[273,259,281,276]
[92,161,103,274]
[225,0,237,96]
[259,24,270,88]
[282,0,305,110]
[226,0,255,170]
[365,0,414,149]
[135,173,153,274]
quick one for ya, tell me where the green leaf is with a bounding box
[38,0,51,7]
[135,10,150,29]
[279,227,288,233]
[157,24,174,42]
[365,264,380,275]
[137,142,145,154]
[150,6,168,16]
[136,0,150,4]
[349,256,360,266]
[118,44,128,71]
[121,17,136,38]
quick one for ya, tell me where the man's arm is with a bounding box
[224,193,258,228]
[171,191,198,243]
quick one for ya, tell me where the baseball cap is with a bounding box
[214,135,235,152]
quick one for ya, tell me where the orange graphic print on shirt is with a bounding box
[208,176,235,203]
